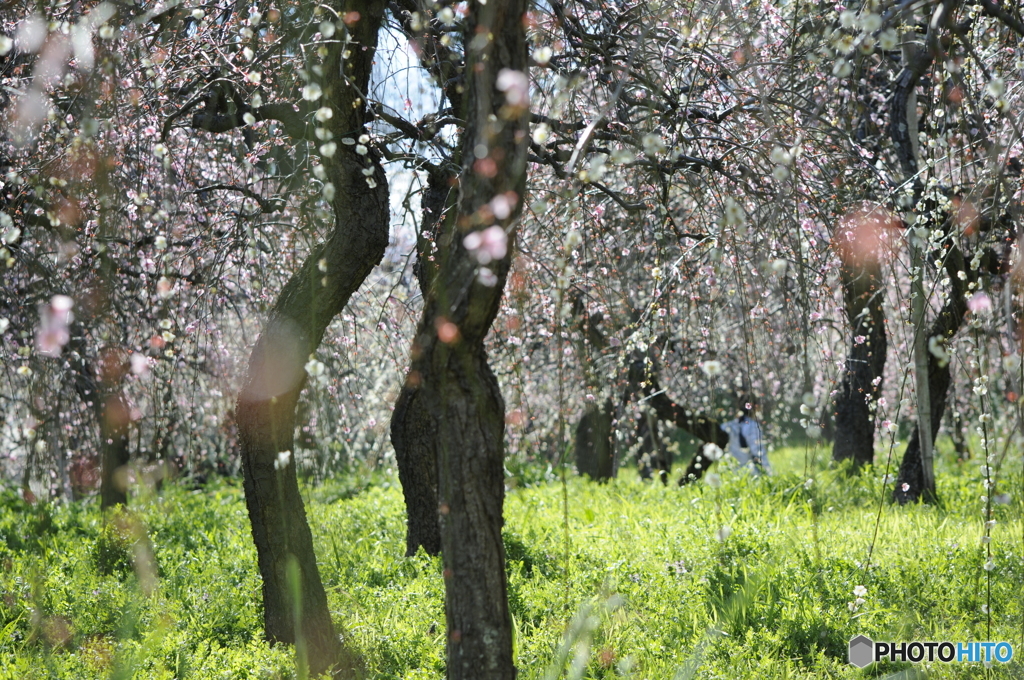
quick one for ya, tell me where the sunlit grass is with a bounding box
[0,439,1021,678]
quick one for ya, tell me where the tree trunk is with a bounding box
[624,354,728,483]
[832,254,887,467]
[391,3,527,678]
[575,400,614,481]
[67,330,131,509]
[98,394,131,509]
[636,410,670,484]
[392,168,449,557]
[894,245,969,504]
[235,3,388,676]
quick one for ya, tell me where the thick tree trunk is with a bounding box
[894,245,969,504]
[391,3,527,678]
[575,400,614,481]
[235,3,388,677]
[832,257,887,467]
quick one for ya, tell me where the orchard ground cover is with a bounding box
[0,440,1021,680]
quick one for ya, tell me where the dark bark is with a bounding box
[98,394,131,509]
[392,168,449,557]
[832,254,887,467]
[894,245,969,504]
[624,354,728,483]
[234,3,388,677]
[575,400,614,481]
[636,410,670,484]
[391,3,527,678]
[66,330,131,509]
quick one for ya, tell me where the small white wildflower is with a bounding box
[853,585,867,597]
[702,442,723,461]
[716,525,732,541]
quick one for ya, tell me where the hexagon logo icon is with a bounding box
[849,635,874,668]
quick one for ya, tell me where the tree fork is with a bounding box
[391,2,528,678]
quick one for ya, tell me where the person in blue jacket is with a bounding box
[720,402,772,475]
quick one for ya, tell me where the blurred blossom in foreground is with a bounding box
[35,295,74,357]
[835,203,900,270]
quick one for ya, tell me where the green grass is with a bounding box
[0,442,1022,679]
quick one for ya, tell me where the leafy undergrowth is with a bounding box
[0,442,1021,679]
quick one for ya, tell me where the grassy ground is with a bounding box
[0,441,1022,679]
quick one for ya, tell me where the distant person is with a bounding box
[721,403,772,475]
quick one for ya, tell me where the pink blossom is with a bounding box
[35,295,74,358]
[854,335,866,344]
[967,292,992,314]
[463,226,507,264]
[130,353,151,376]
[496,69,529,107]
